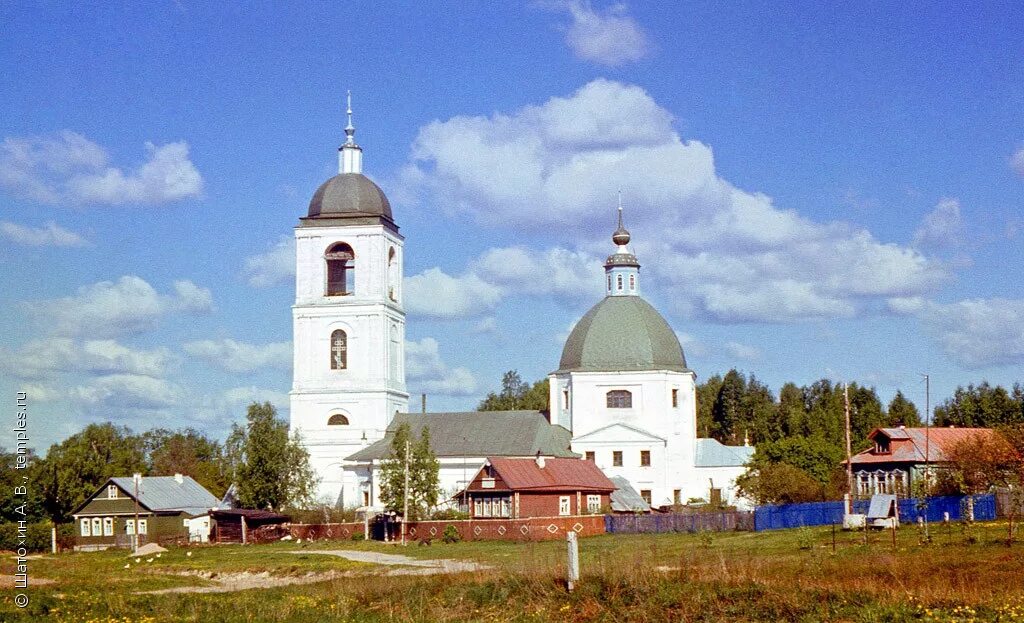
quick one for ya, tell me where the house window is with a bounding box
[874,438,891,454]
[330,329,348,370]
[474,496,510,518]
[640,490,652,505]
[585,451,595,462]
[91,518,102,536]
[606,390,632,408]
[103,517,113,536]
[857,472,870,496]
[138,519,148,535]
[587,495,601,513]
[559,496,571,516]
[612,451,623,467]
[126,519,135,535]
[671,389,678,408]
[640,450,651,467]
[80,518,91,537]
[325,242,355,296]
[107,484,118,499]
[327,413,349,425]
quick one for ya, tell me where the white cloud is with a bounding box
[405,337,477,396]
[724,341,763,362]
[676,332,707,358]
[546,1,650,66]
[242,237,295,287]
[913,198,963,249]
[404,268,504,319]
[0,337,173,380]
[0,221,87,246]
[1011,147,1024,177]
[470,317,498,334]
[68,374,186,410]
[24,275,213,337]
[183,339,292,374]
[0,130,202,205]
[403,79,950,322]
[192,386,291,429]
[904,298,1024,368]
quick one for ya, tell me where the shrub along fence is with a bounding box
[753,494,997,531]
[605,510,753,534]
[288,515,606,543]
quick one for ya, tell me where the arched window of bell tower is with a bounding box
[327,413,350,425]
[387,247,398,302]
[325,242,355,296]
[330,329,348,370]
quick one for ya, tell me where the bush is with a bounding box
[0,521,58,552]
[441,525,461,544]
[430,508,469,521]
[350,532,365,541]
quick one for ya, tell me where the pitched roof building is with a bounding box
[461,457,616,519]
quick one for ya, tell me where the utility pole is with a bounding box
[402,439,410,546]
[844,383,853,513]
[921,373,931,540]
[133,474,141,553]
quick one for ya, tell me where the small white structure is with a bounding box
[184,514,211,543]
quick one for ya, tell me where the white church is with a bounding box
[289,100,753,512]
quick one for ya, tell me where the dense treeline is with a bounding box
[1,402,315,527]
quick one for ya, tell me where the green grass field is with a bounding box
[3,521,1024,622]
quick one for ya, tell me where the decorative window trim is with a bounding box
[586,494,601,514]
[559,495,571,516]
[80,518,91,537]
[107,484,118,499]
[103,517,114,536]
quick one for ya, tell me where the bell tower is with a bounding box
[290,94,408,507]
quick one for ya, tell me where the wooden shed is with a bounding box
[210,509,289,544]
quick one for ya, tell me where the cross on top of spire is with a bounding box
[344,90,356,146]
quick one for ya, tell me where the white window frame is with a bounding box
[138,519,148,535]
[103,517,114,536]
[91,517,102,536]
[107,484,118,499]
[80,518,91,537]
[126,519,135,535]
[586,495,601,514]
[559,495,571,516]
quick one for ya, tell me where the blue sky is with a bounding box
[2,1,1023,450]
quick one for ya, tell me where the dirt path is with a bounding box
[135,550,489,595]
[291,549,489,575]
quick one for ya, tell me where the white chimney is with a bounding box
[174,473,184,484]
[536,454,545,469]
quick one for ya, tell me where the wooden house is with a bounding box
[847,427,994,496]
[461,456,616,519]
[71,474,219,551]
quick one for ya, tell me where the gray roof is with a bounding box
[694,439,755,468]
[110,476,220,516]
[557,296,689,373]
[609,476,651,512]
[303,173,394,225]
[346,411,578,462]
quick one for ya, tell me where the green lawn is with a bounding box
[3,522,1024,622]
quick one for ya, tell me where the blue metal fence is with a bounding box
[753,494,996,531]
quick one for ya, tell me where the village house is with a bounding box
[460,456,616,519]
[847,426,994,496]
[71,474,220,550]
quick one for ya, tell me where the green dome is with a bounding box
[557,296,689,373]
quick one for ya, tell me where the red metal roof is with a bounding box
[482,457,616,492]
[850,427,994,465]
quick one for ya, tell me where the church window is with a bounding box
[328,413,349,425]
[389,324,400,379]
[330,330,348,370]
[606,390,632,408]
[388,247,398,301]
[612,451,623,467]
[640,490,652,504]
[585,451,595,462]
[616,274,623,291]
[629,274,635,290]
[671,388,679,408]
[562,390,569,409]
[325,242,355,296]
[640,450,651,467]
[607,275,612,291]
[673,490,682,505]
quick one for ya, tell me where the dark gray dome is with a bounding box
[558,296,688,373]
[307,173,392,219]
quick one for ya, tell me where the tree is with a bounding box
[143,428,230,497]
[478,370,548,411]
[696,373,723,438]
[887,391,922,427]
[34,423,147,523]
[934,382,1023,427]
[233,402,317,511]
[735,463,828,505]
[378,423,440,520]
[943,429,1022,494]
[711,369,745,443]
